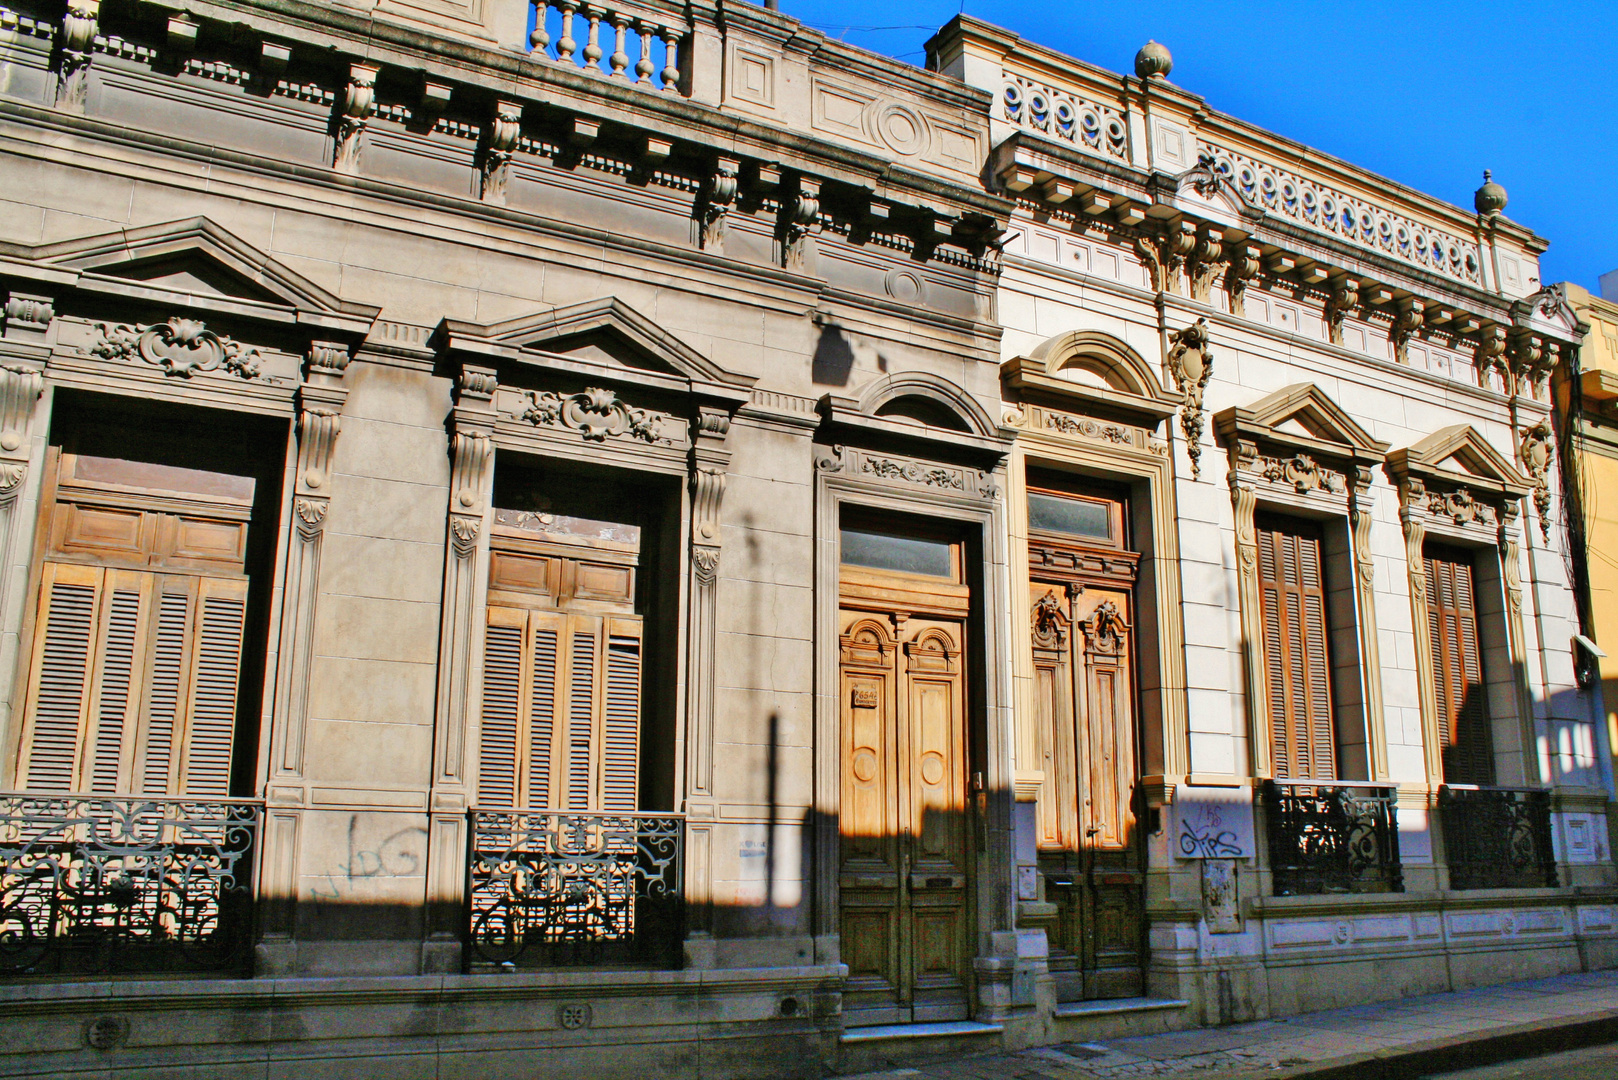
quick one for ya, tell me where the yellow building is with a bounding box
[1555,281,1618,834]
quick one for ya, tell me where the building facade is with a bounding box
[0,2,1609,1077]
[1555,280,1618,851]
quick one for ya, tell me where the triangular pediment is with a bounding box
[1214,383,1390,458]
[1394,425,1530,495]
[17,217,371,320]
[443,297,754,399]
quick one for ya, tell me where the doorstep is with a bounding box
[1053,996,1190,1019]
[840,1020,1004,1043]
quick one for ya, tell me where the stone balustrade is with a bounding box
[528,0,687,94]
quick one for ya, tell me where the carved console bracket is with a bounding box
[56,0,99,110]
[1166,317,1212,479]
[1224,243,1261,318]
[270,341,353,783]
[1324,277,1359,348]
[781,176,821,272]
[1188,224,1225,304]
[685,406,732,799]
[481,100,524,204]
[700,156,740,254]
[333,63,379,173]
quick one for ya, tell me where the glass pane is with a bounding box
[840,528,953,577]
[1027,492,1111,540]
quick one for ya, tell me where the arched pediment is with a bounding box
[1004,330,1178,425]
[855,371,998,439]
[1386,424,1531,499]
[1214,383,1389,463]
[441,296,754,406]
[819,371,1008,459]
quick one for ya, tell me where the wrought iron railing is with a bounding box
[1263,780,1403,896]
[467,809,684,969]
[0,792,260,976]
[1439,786,1558,890]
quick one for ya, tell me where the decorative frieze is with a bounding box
[814,444,999,500]
[85,318,262,379]
[1166,318,1213,479]
[517,387,665,443]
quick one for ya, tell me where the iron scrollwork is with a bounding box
[1439,786,1557,890]
[1262,780,1403,896]
[467,810,684,969]
[0,793,261,976]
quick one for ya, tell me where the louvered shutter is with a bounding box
[527,619,559,808]
[179,576,247,796]
[477,608,525,808]
[601,619,642,813]
[19,563,100,790]
[87,571,151,794]
[566,620,599,809]
[139,586,193,794]
[1425,550,1495,784]
[1258,522,1338,780]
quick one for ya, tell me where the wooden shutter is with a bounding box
[1425,549,1495,784]
[19,566,246,796]
[1258,521,1337,779]
[476,606,640,812]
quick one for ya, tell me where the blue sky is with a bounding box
[790,1,1617,292]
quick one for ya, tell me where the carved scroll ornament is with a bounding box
[701,157,740,253]
[519,387,663,443]
[1518,421,1553,540]
[86,319,262,380]
[1258,453,1345,495]
[1167,318,1213,479]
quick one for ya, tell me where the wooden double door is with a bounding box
[837,535,973,1026]
[1026,485,1145,1001]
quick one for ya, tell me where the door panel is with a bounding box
[839,607,970,1026]
[1026,484,1145,1003]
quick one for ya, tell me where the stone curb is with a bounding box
[1230,1005,1618,1079]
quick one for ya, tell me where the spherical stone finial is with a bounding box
[1135,39,1173,80]
[1475,169,1508,216]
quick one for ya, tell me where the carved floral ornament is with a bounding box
[1252,451,1346,496]
[85,318,262,380]
[518,387,664,443]
[815,444,1000,499]
[1166,318,1213,480]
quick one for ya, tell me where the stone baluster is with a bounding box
[529,0,551,55]
[660,26,682,91]
[556,0,578,62]
[582,5,604,70]
[609,14,629,76]
[635,20,656,84]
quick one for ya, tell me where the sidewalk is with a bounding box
[841,970,1618,1079]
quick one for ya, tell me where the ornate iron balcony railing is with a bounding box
[1439,785,1558,890]
[467,809,684,969]
[0,792,260,976]
[1263,780,1403,896]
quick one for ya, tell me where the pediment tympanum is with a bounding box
[820,369,1009,459]
[1385,426,1532,538]
[1002,330,1178,427]
[440,297,754,408]
[6,217,378,332]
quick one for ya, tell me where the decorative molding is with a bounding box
[518,387,665,443]
[84,319,262,380]
[481,100,523,204]
[306,340,351,377]
[1518,420,1554,541]
[4,293,54,337]
[1166,317,1213,479]
[334,63,378,173]
[700,156,740,253]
